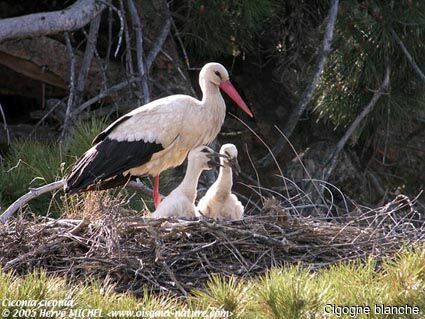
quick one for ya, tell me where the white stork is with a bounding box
[150,146,224,218]
[64,62,253,207]
[197,143,244,220]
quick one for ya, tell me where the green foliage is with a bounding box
[315,0,425,138]
[0,119,106,215]
[68,117,106,159]
[0,247,424,318]
[174,0,273,57]
[192,275,252,318]
[0,140,65,215]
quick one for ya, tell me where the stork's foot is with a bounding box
[153,193,161,209]
[153,175,161,209]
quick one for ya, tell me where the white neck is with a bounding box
[178,160,204,203]
[215,163,233,195]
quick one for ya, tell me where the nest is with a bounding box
[0,194,423,296]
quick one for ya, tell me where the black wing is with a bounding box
[92,114,132,145]
[65,137,163,193]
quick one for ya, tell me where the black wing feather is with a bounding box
[65,137,163,193]
[92,115,132,145]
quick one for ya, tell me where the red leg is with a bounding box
[153,175,161,209]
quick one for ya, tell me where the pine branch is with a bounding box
[258,0,339,167]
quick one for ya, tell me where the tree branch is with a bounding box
[0,0,105,43]
[145,1,172,71]
[0,180,65,223]
[0,101,10,145]
[61,15,101,142]
[127,0,150,104]
[61,33,77,141]
[323,66,391,182]
[71,76,140,116]
[391,28,425,84]
[0,179,156,224]
[259,0,339,167]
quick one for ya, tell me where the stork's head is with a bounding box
[220,143,241,175]
[199,62,253,118]
[188,145,226,170]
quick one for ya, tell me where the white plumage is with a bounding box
[65,63,253,208]
[150,146,222,219]
[197,144,244,220]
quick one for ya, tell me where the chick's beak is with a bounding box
[229,158,241,176]
[206,152,226,169]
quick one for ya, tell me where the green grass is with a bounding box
[0,247,424,318]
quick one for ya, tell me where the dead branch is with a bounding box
[0,179,156,224]
[75,15,102,107]
[0,101,10,145]
[0,0,105,43]
[0,180,65,224]
[259,0,339,167]
[72,76,140,116]
[1,194,422,294]
[61,33,77,141]
[391,28,425,84]
[119,0,134,76]
[61,16,101,142]
[323,66,391,182]
[127,0,150,104]
[145,1,172,71]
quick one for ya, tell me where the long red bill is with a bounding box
[219,80,253,118]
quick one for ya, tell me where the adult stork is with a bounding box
[197,144,244,220]
[150,146,224,218]
[64,62,253,207]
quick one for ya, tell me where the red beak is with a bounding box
[219,80,253,118]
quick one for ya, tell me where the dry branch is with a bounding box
[391,28,425,84]
[0,0,105,43]
[0,180,65,224]
[0,101,10,145]
[0,195,422,295]
[145,1,172,71]
[0,179,156,224]
[259,0,339,167]
[323,66,391,182]
[127,0,150,104]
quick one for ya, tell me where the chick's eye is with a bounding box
[201,147,210,153]
[214,71,222,79]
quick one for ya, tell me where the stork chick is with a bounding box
[197,143,244,220]
[150,146,224,219]
[64,62,253,209]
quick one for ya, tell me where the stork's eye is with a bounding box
[214,71,222,79]
[201,147,210,153]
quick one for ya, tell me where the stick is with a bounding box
[61,33,77,142]
[0,0,105,43]
[71,76,140,116]
[0,101,10,145]
[0,180,65,224]
[323,66,390,182]
[127,0,150,104]
[0,179,156,223]
[145,0,171,71]
[119,0,134,76]
[391,28,425,84]
[259,0,339,167]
